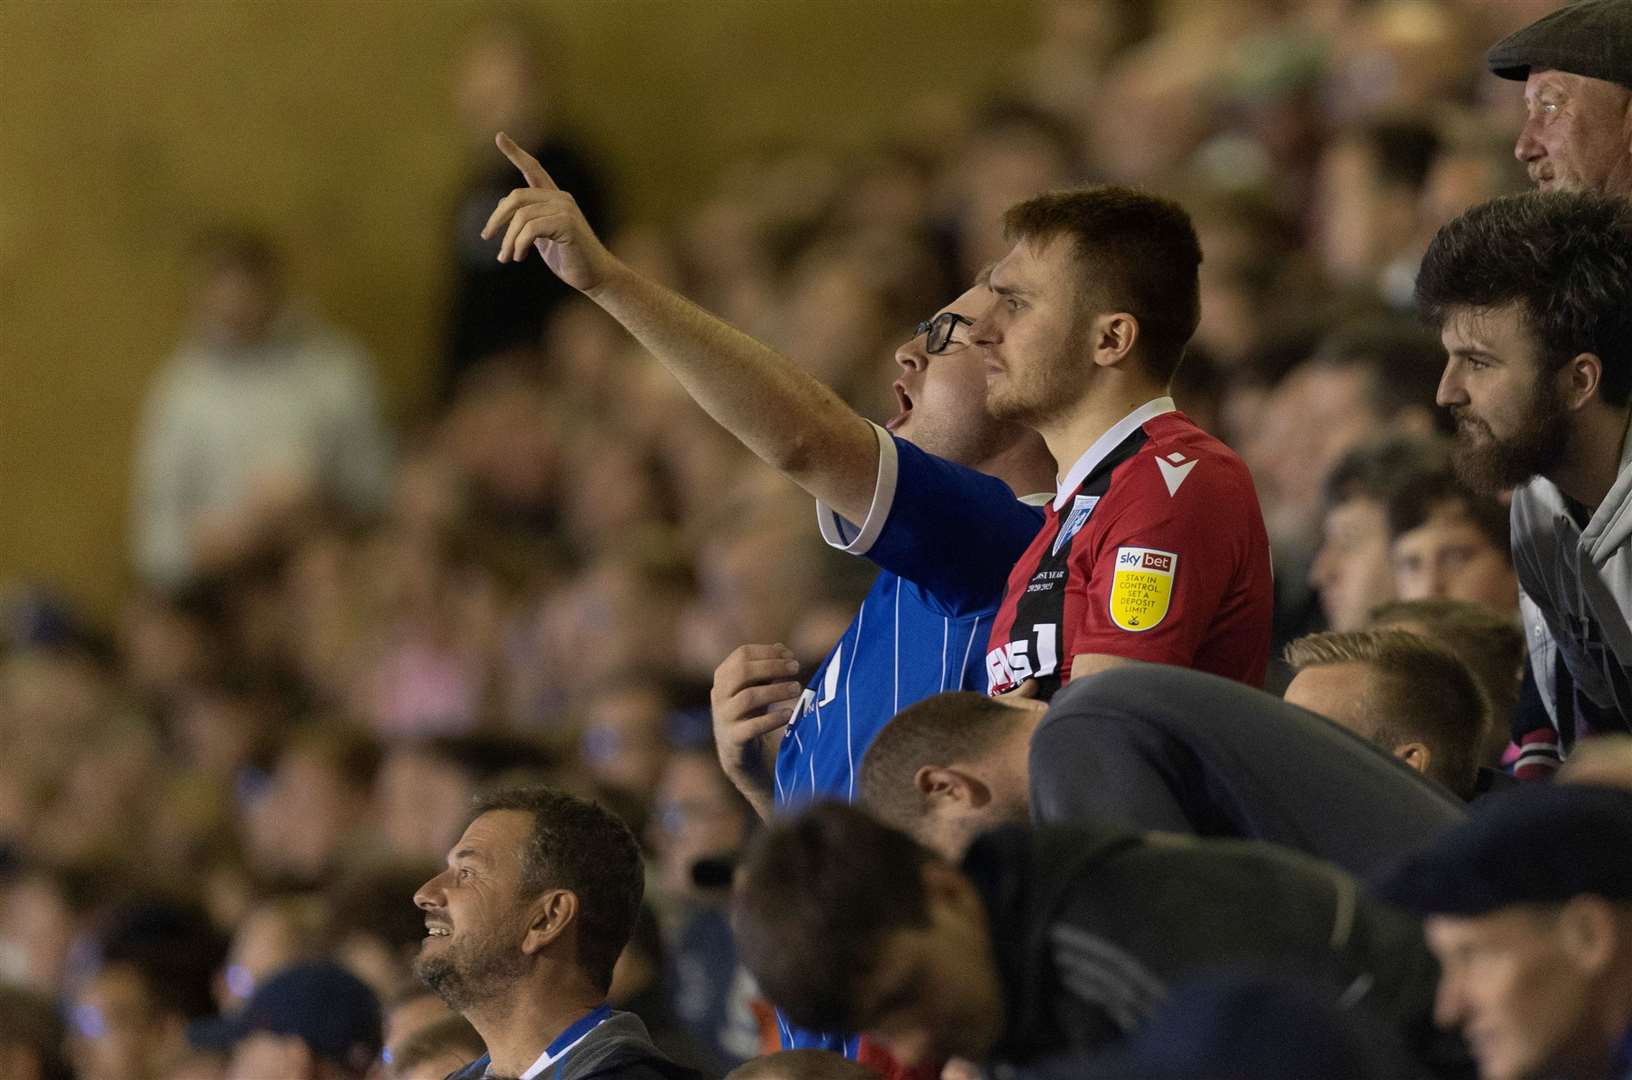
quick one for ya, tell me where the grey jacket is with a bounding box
[1511,431,1632,742]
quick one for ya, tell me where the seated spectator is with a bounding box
[725,1049,877,1080]
[241,725,380,888]
[380,990,455,1072]
[1284,629,1489,800]
[386,1013,485,1080]
[130,227,392,589]
[859,666,1461,871]
[67,899,226,1080]
[190,961,382,1080]
[1314,118,1443,305]
[375,734,558,865]
[1414,192,1632,743]
[647,749,758,1070]
[1256,321,1448,553]
[1385,465,1519,615]
[1381,785,1632,1080]
[734,803,1453,1076]
[217,893,332,1013]
[0,984,70,1080]
[412,786,700,1079]
[1370,598,1527,768]
[1311,435,1448,632]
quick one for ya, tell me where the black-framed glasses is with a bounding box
[913,312,974,355]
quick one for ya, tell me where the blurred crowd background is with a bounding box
[0,0,1563,1077]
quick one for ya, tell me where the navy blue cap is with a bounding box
[1487,0,1632,89]
[1379,783,1632,916]
[188,961,382,1071]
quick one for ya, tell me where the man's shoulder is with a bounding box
[895,434,1042,508]
[1092,416,1259,517]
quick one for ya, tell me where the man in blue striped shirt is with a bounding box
[482,136,1054,1056]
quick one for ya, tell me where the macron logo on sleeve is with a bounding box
[1156,452,1197,496]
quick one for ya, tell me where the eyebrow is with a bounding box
[450,847,491,867]
[1448,347,1499,362]
[989,280,1030,298]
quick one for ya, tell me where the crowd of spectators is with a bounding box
[4,1,1632,1079]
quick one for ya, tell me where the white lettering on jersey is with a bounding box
[1156,452,1197,496]
[985,623,1061,692]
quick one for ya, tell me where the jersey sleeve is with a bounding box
[816,423,1044,617]
[1064,459,1241,673]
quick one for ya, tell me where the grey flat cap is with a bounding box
[1487,0,1632,89]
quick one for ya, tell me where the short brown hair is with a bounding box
[1368,598,1525,727]
[733,802,934,1032]
[1004,187,1202,384]
[1284,629,1486,798]
[858,692,1023,832]
[468,786,643,993]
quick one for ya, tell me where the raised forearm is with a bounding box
[589,263,880,524]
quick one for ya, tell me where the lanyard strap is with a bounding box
[517,1004,613,1080]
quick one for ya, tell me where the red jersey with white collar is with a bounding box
[985,403,1272,697]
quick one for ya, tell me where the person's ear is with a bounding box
[1561,352,1604,411]
[914,766,991,810]
[1395,741,1432,776]
[522,889,579,956]
[1090,312,1140,369]
[1557,894,1619,975]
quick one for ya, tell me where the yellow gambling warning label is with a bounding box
[1109,547,1177,632]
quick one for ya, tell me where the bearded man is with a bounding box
[1417,191,1632,747]
[413,787,700,1080]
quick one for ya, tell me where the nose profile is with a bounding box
[414,872,444,912]
[896,337,927,372]
[969,312,998,347]
[1435,363,1465,409]
[1514,116,1543,164]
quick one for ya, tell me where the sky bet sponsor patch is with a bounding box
[1109,547,1176,631]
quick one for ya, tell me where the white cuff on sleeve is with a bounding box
[815,422,899,556]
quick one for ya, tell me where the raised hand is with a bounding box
[480,131,619,293]
[710,643,804,818]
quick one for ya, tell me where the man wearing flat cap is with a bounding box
[1381,785,1632,1080]
[1487,0,1632,196]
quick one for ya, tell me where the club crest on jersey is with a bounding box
[1051,494,1101,556]
[1109,547,1177,632]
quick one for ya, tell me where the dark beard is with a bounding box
[1451,384,1571,495]
[413,932,529,1012]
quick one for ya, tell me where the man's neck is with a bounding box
[1546,407,1632,511]
[464,977,603,1078]
[1039,386,1169,491]
[975,435,1058,499]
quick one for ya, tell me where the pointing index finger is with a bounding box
[495,131,558,191]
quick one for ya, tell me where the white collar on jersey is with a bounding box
[1052,396,1176,511]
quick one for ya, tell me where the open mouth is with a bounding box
[885,382,914,431]
[425,924,452,940]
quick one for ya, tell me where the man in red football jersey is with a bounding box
[976,189,1273,697]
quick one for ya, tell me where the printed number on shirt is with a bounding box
[986,623,1059,690]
